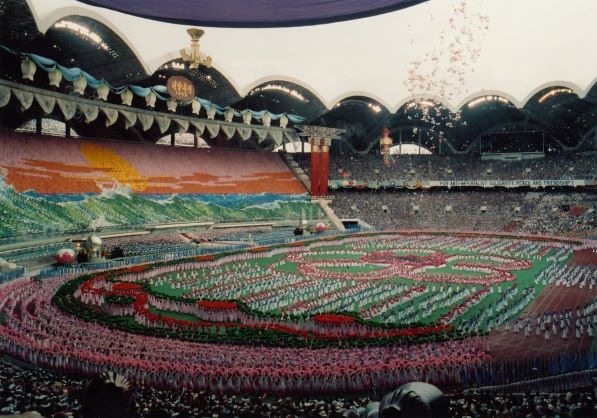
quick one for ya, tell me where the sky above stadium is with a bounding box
[26,0,597,111]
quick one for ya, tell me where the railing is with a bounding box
[37,243,251,278]
[36,229,355,278]
[0,217,329,247]
[464,368,597,394]
[0,266,26,284]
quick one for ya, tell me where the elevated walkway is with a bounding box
[316,199,346,232]
[281,152,311,192]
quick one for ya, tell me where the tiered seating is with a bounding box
[102,234,199,258]
[186,227,310,245]
[0,131,306,195]
[250,227,298,244]
[327,153,597,181]
[0,242,75,266]
[330,190,596,236]
[183,226,273,242]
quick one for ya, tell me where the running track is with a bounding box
[488,284,597,361]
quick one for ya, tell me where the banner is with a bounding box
[1,45,306,125]
[430,179,593,188]
[329,178,595,190]
[0,80,300,146]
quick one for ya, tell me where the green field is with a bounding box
[138,234,574,333]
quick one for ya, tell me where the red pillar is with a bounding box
[319,138,329,197]
[310,138,320,197]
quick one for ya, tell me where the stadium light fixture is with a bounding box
[165,62,186,71]
[249,84,308,102]
[368,103,382,113]
[407,100,435,109]
[538,88,573,104]
[467,96,509,108]
[54,20,118,58]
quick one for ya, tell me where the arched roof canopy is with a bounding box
[14,0,597,110]
[1,2,148,85]
[521,81,583,107]
[523,86,597,147]
[236,80,327,122]
[0,0,42,49]
[319,96,391,152]
[524,85,579,111]
[451,95,525,151]
[390,99,453,128]
[583,77,597,99]
[330,92,392,115]
[44,15,146,85]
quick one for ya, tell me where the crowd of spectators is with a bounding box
[517,193,596,237]
[1,360,596,418]
[326,152,597,182]
[447,391,596,418]
[0,360,372,418]
[180,227,300,245]
[330,189,596,238]
[101,234,199,258]
[182,227,273,243]
[0,361,83,417]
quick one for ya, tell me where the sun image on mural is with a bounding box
[0,134,319,238]
[1,231,591,394]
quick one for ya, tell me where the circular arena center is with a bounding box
[1,231,594,397]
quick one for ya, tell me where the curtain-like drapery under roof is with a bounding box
[74,0,428,27]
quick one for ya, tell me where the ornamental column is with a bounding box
[309,137,321,196]
[319,137,331,197]
[297,125,345,198]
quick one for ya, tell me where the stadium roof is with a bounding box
[1,0,596,150]
[12,0,597,111]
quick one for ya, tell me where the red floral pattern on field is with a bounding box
[112,283,143,291]
[313,313,355,324]
[287,249,530,285]
[197,301,238,310]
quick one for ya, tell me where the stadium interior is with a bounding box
[0,0,596,417]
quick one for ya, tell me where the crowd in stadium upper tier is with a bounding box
[323,152,597,181]
[330,190,596,237]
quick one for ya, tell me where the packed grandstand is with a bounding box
[0,0,596,417]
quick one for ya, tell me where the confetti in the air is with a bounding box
[403,0,491,129]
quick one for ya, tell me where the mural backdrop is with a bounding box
[0,133,316,238]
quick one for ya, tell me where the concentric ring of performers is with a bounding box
[0,232,590,394]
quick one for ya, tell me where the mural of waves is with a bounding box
[0,133,320,238]
[0,179,321,238]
